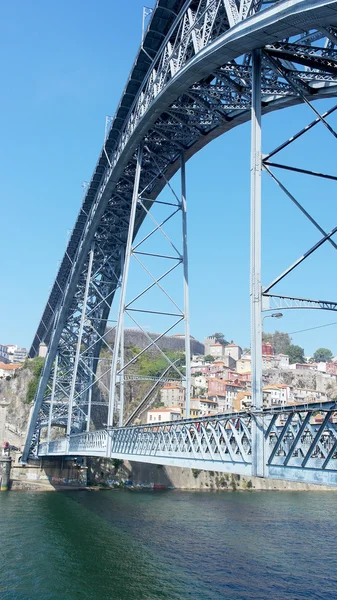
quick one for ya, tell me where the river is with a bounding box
[0,490,336,599]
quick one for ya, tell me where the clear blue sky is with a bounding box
[1,1,337,356]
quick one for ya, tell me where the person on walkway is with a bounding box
[2,441,10,457]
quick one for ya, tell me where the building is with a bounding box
[190,406,202,419]
[262,342,274,355]
[0,345,9,364]
[209,342,225,359]
[160,383,185,409]
[236,357,251,374]
[208,378,227,397]
[6,344,17,362]
[234,391,252,411]
[190,397,219,416]
[326,362,337,375]
[191,355,205,366]
[288,362,315,371]
[0,362,22,379]
[274,354,290,369]
[263,384,289,407]
[290,388,328,404]
[13,347,28,363]
[147,407,181,423]
[262,353,290,370]
[224,343,242,361]
[39,343,47,358]
[193,375,208,394]
[204,336,217,355]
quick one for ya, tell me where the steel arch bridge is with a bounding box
[22,0,337,486]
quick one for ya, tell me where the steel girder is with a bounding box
[38,402,337,485]
[23,0,337,460]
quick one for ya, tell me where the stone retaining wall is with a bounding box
[10,458,87,491]
[87,458,337,491]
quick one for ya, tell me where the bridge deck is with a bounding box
[38,403,337,486]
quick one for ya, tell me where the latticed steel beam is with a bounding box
[37,402,337,484]
[23,0,337,461]
[263,294,337,313]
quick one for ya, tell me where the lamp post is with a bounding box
[262,312,283,324]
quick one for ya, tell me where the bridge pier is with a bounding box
[0,457,12,491]
[250,49,264,477]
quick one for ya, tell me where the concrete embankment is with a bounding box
[8,457,87,491]
[4,456,337,492]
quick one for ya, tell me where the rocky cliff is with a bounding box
[0,364,33,449]
[264,367,337,397]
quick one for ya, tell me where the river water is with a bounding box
[0,490,336,599]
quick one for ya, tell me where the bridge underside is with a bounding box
[38,403,337,487]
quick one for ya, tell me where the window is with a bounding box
[149,415,152,421]
[158,415,161,421]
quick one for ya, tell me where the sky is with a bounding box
[1,0,337,357]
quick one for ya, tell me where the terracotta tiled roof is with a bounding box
[0,362,22,370]
[148,407,181,413]
[162,383,183,390]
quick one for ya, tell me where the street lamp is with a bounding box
[262,312,283,323]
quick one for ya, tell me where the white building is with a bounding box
[209,342,225,359]
[290,388,328,404]
[208,395,232,412]
[190,398,218,416]
[263,354,290,370]
[13,347,28,363]
[160,384,185,409]
[0,362,22,379]
[236,357,251,374]
[194,375,208,393]
[224,344,242,361]
[39,343,47,358]
[263,385,289,407]
[147,407,181,423]
[0,345,9,364]
[191,355,205,366]
[6,344,17,362]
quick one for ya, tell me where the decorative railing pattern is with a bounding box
[38,403,337,485]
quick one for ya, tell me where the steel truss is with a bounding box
[38,401,337,486]
[23,0,337,464]
[250,53,337,475]
[107,145,191,430]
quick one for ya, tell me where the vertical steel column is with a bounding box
[107,144,143,429]
[47,352,59,449]
[66,244,95,439]
[250,49,264,477]
[181,152,191,419]
[118,248,125,427]
[86,356,93,432]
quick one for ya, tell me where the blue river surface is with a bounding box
[0,489,337,600]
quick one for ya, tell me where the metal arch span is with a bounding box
[24,0,337,462]
[29,0,337,358]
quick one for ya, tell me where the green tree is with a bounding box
[284,344,305,365]
[25,357,45,403]
[313,348,333,363]
[262,331,292,354]
[204,354,215,363]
